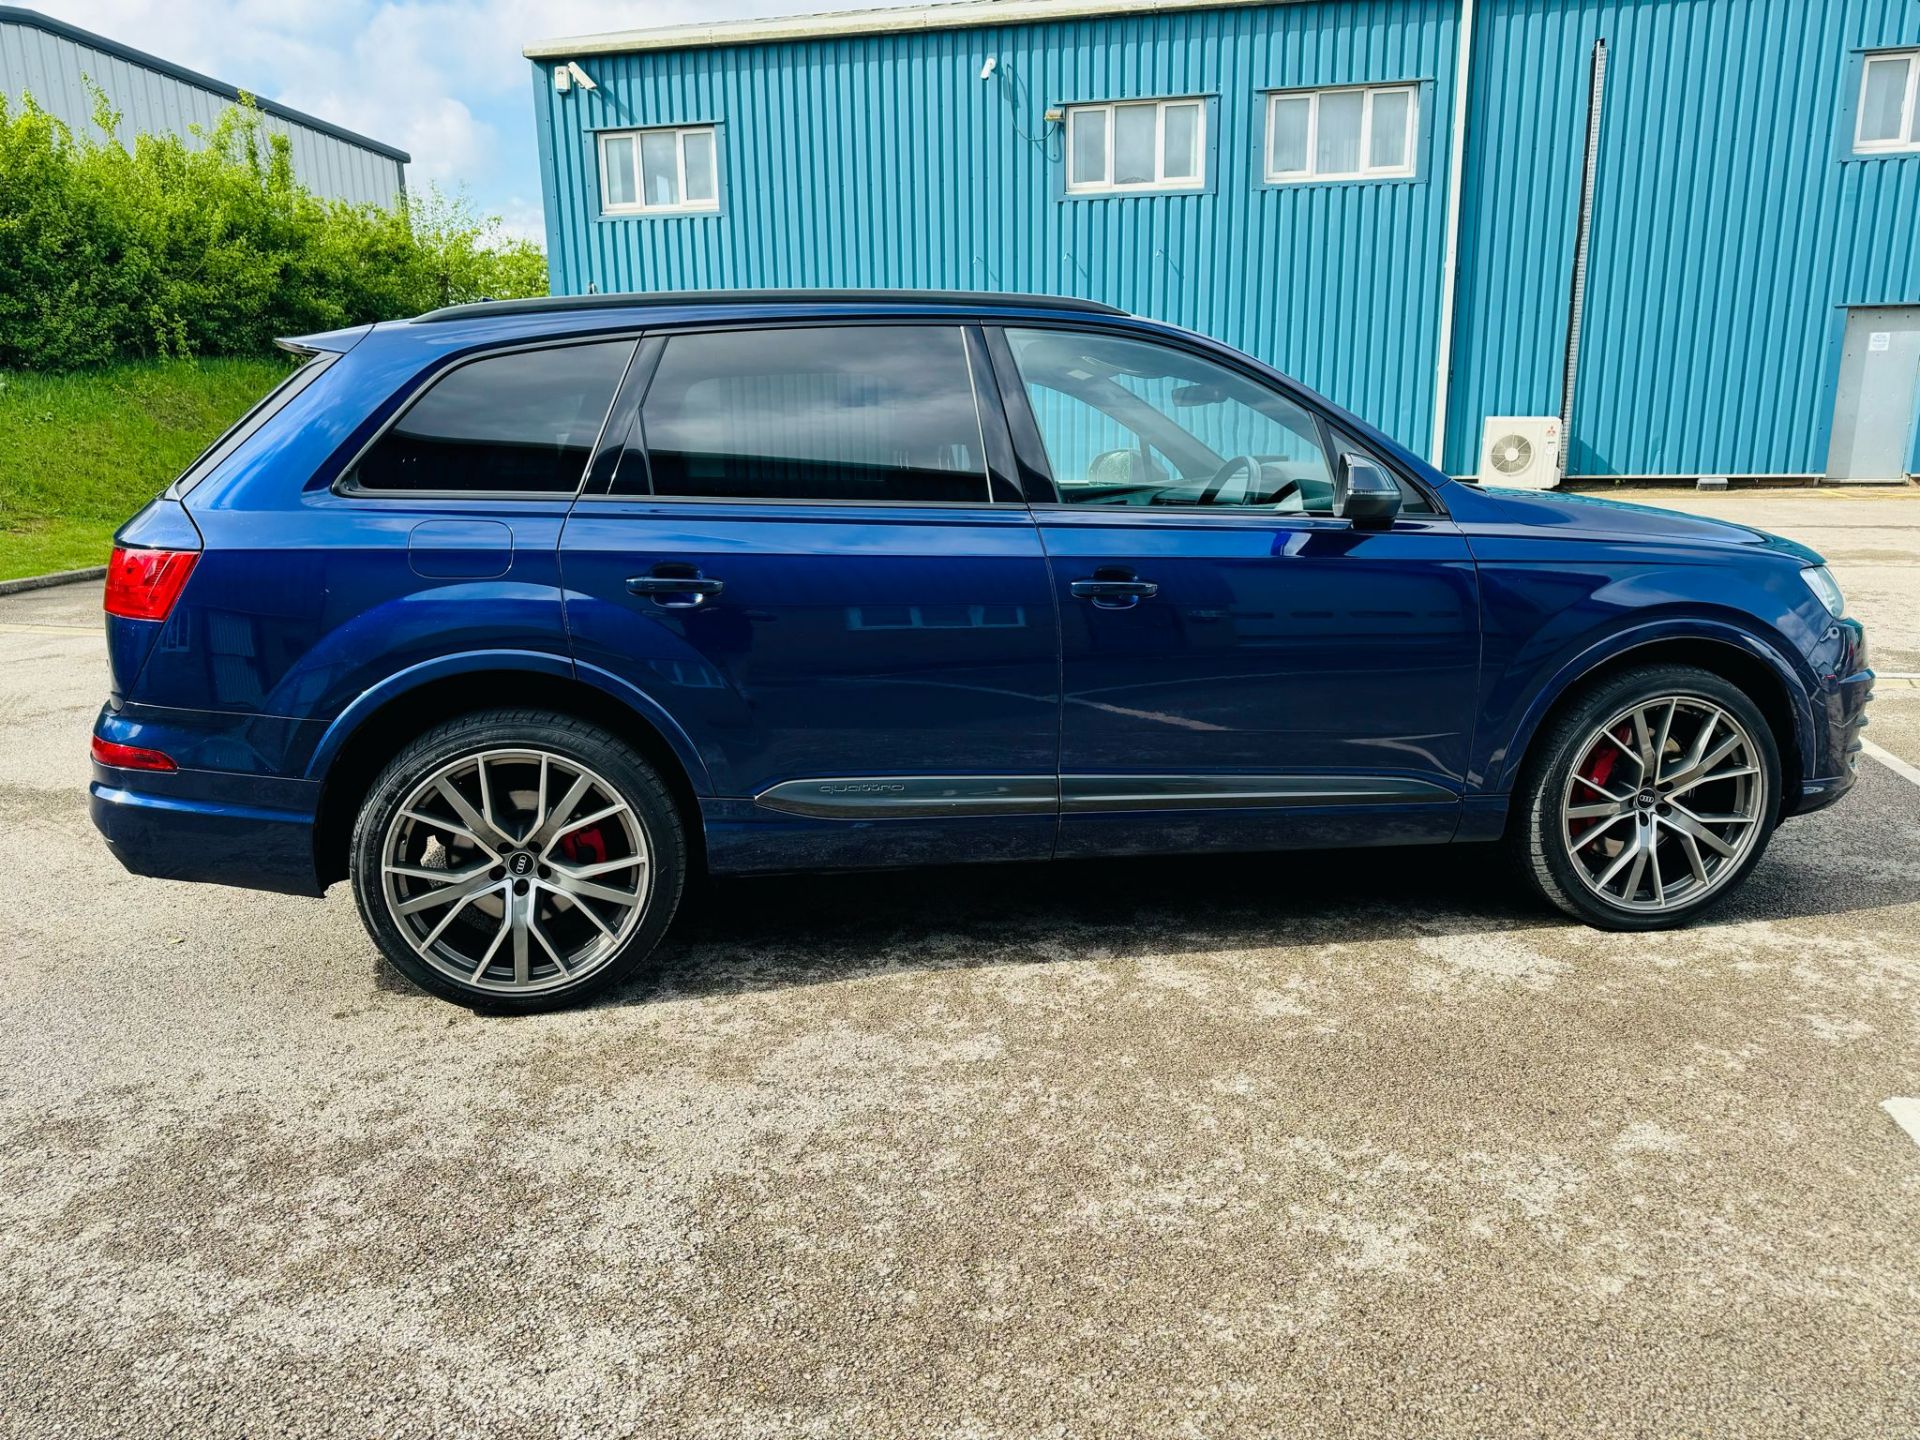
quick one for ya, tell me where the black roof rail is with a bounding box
[411,288,1128,324]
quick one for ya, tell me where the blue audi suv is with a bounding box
[90,291,1872,1010]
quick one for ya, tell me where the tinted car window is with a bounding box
[352,340,634,494]
[626,325,989,503]
[1006,327,1340,512]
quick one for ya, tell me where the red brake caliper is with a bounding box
[1571,727,1627,840]
[556,827,607,866]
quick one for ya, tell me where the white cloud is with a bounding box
[37,0,809,226]
[493,193,551,245]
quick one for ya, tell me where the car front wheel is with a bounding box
[1512,664,1781,930]
[349,709,685,1011]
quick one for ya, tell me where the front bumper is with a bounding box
[1791,616,1872,818]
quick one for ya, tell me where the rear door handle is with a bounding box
[1070,577,1159,608]
[627,572,724,608]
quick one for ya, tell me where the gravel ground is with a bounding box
[2,489,1917,1439]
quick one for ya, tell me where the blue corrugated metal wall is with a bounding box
[533,0,1920,479]
[534,1,1460,458]
[1448,0,1920,477]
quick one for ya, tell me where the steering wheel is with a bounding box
[1198,454,1263,506]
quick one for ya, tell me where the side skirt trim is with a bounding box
[753,774,1456,820]
[754,776,1057,820]
[1062,774,1456,811]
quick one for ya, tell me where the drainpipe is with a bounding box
[1559,38,1608,480]
[1428,0,1477,472]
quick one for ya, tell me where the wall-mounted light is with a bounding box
[1042,106,1064,124]
[979,57,997,80]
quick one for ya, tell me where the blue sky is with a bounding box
[40,0,812,243]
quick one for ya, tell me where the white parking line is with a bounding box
[1862,739,1920,788]
[0,621,96,636]
[1883,1099,1920,1151]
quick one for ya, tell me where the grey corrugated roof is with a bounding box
[0,6,410,161]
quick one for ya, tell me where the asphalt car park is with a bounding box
[3,488,1917,1439]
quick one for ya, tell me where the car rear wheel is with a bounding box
[1512,664,1781,930]
[350,710,684,1011]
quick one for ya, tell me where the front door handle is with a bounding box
[627,570,724,608]
[1070,575,1159,609]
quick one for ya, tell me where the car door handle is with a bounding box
[1070,577,1159,607]
[627,572,724,607]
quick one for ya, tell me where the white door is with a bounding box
[1827,306,1920,484]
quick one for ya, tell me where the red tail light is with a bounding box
[91,736,177,772]
[104,546,199,622]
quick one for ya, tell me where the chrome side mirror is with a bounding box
[1334,454,1402,529]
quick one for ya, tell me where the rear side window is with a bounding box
[351,340,634,494]
[624,325,990,503]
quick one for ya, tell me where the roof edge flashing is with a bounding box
[525,0,1295,59]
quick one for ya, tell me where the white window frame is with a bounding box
[1853,50,1920,155]
[1264,84,1419,184]
[1064,96,1208,195]
[598,125,720,215]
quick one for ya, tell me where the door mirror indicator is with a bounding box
[1334,455,1402,529]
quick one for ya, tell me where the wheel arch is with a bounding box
[309,653,712,888]
[1491,623,1810,810]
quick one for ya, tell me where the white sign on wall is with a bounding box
[1869,331,1892,352]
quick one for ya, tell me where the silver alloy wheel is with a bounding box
[1560,696,1766,913]
[380,747,651,995]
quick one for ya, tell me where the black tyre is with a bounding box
[1510,664,1781,930]
[349,709,685,1012]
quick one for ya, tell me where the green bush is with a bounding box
[0,92,546,370]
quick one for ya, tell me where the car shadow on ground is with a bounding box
[643,844,1525,995]
[615,803,1913,1006]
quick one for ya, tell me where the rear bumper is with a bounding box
[91,779,324,896]
[90,771,325,898]
[89,699,327,896]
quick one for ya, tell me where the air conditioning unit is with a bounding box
[1478,416,1563,490]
